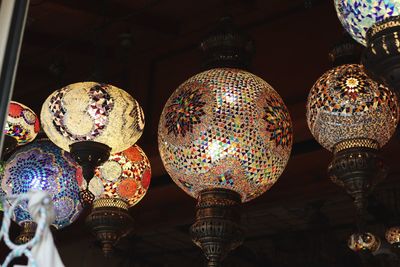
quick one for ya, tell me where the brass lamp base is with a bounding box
[362,15,400,93]
[85,198,133,257]
[15,221,37,244]
[328,139,387,228]
[190,188,244,267]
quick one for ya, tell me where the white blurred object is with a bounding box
[0,191,65,267]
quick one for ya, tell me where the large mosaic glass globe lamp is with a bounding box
[2,101,40,159]
[1,139,83,243]
[158,17,293,267]
[41,82,145,203]
[334,0,400,94]
[85,144,151,256]
[307,52,399,236]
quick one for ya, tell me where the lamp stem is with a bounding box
[328,140,387,233]
[190,188,244,266]
[207,257,220,267]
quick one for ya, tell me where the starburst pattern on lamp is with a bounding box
[1,139,83,229]
[158,68,292,202]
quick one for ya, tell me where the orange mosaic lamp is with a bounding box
[88,144,151,208]
[2,101,40,159]
[86,144,151,256]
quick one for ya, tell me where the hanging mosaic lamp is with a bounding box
[334,0,400,94]
[306,36,399,245]
[0,138,84,243]
[41,82,145,203]
[158,17,293,266]
[385,226,400,250]
[85,144,151,256]
[348,232,381,253]
[2,101,40,159]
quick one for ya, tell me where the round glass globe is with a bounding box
[385,226,400,245]
[1,139,84,229]
[4,101,40,145]
[41,82,145,153]
[334,0,400,46]
[348,232,381,252]
[158,68,293,202]
[88,144,151,208]
[307,64,399,151]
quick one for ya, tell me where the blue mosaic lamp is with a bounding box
[335,0,400,94]
[334,0,400,46]
[1,139,83,242]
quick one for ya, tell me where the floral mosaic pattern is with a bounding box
[0,139,83,229]
[158,68,292,202]
[307,64,399,151]
[41,82,145,153]
[263,95,293,147]
[88,144,151,208]
[335,0,400,45]
[4,101,40,145]
[165,83,206,138]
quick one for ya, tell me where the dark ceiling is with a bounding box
[3,0,400,266]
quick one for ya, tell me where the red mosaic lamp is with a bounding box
[85,144,151,256]
[158,17,292,267]
[3,101,40,159]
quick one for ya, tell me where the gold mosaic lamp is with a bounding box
[158,17,293,267]
[85,144,151,256]
[306,37,399,253]
[41,82,145,203]
[348,232,381,253]
[385,226,400,249]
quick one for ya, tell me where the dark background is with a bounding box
[2,0,400,266]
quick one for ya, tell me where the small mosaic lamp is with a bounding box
[385,226,400,249]
[334,0,400,94]
[2,101,40,159]
[85,145,151,256]
[41,82,145,203]
[307,36,399,235]
[0,139,83,243]
[158,17,293,266]
[348,232,381,253]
